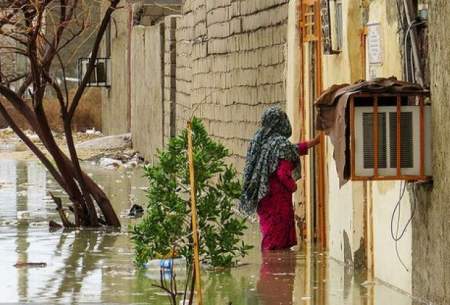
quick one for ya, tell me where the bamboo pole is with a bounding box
[187,121,203,305]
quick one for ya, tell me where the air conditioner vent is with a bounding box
[362,113,387,169]
[389,112,414,168]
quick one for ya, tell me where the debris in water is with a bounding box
[17,211,30,220]
[128,204,144,218]
[14,262,47,268]
[49,220,63,231]
[99,157,122,169]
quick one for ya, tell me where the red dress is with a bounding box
[257,142,309,250]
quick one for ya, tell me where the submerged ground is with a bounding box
[0,141,419,305]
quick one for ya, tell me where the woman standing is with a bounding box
[241,107,319,250]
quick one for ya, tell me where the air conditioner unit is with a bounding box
[353,105,431,178]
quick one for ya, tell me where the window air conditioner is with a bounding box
[353,105,431,178]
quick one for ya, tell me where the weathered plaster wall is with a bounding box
[317,0,412,294]
[367,0,412,294]
[321,0,364,267]
[175,0,290,170]
[372,181,412,293]
[412,1,450,303]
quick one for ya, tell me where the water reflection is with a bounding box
[0,158,419,305]
[257,251,296,305]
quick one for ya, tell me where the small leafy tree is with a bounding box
[132,118,252,268]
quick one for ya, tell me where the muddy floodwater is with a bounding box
[0,149,417,304]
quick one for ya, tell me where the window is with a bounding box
[302,0,320,42]
[77,58,111,88]
[321,0,343,54]
[334,1,343,51]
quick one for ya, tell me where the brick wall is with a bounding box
[174,0,289,170]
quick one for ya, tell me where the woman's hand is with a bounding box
[308,135,321,148]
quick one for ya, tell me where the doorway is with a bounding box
[299,0,327,250]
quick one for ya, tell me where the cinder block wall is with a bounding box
[164,16,179,144]
[174,0,289,170]
[175,3,194,134]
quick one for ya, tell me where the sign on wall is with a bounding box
[367,23,383,65]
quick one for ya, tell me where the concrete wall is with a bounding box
[131,24,164,161]
[412,1,450,303]
[103,2,181,136]
[102,5,131,135]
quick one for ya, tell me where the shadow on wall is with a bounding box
[0,88,102,132]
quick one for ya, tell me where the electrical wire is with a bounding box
[403,20,426,83]
[390,181,417,272]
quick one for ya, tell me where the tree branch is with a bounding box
[68,0,120,119]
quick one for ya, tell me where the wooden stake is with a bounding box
[187,121,203,305]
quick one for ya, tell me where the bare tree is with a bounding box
[0,0,121,227]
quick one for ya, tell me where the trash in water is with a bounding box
[99,157,122,169]
[17,211,31,220]
[127,204,144,218]
[144,258,187,281]
[14,262,47,268]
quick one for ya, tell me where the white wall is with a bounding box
[372,181,412,293]
[327,147,355,262]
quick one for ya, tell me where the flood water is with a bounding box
[0,152,417,304]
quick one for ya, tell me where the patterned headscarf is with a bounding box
[240,107,300,214]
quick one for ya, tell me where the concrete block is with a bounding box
[208,22,230,39]
[257,64,285,86]
[229,18,242,35]
[207,6,229,25]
